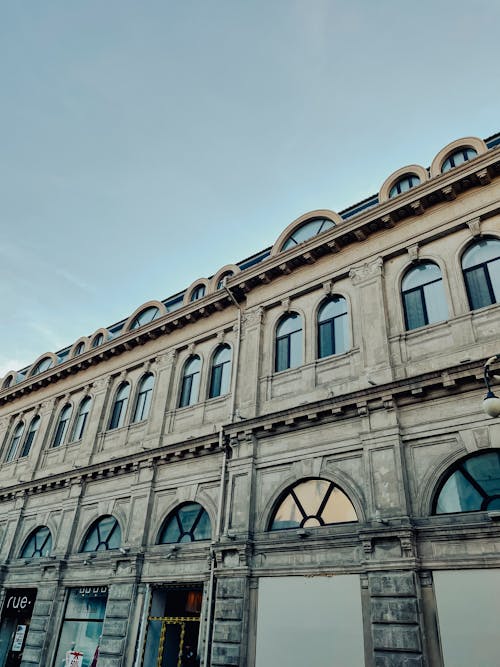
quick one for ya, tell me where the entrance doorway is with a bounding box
[142,586,203,667]
[0,589,37,667]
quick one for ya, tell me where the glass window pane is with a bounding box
[402,263,442,290]
[271,494,302,530]
[319,298,347,321]
[463,453,500,496]
[488,257,500,302]
[289,331,302,368]
[462,239,500,269]
[210,365,223,398]
[179,504,201,532]
[276,338,289,372]
[423,280,448,324]
[319,322,334,358]
[193,510,211,540]
[404,289,426,330]
[334,314,349,354]
[435,471,484,513]
[277,314,301,336]
[465,267,494,310]
[321,488,357,523]
[294,480,329,516]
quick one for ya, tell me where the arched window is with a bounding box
[275,313,302,372]
[441,147,477,173]
[132,374,154,422]
[5,422,24,462]
[20,416,40,458]
[281,218,335,251]
[209,345,231,398]
[190,285,206,302]
[81,515,121,552]
[31,357,53,376]
[20,526,52,559]
[317,297,349,358]
[70,397,92,442]
[179,356,201,407]
[158,503,211,544]
[92,333,104,348]
[130,307,159,329]
[52,404,72,448]
[433,451,500,514]
[402,262,448,330]
[389,173,421,198]
[269,478,357,530]
[109,383,130,430]
[2,375,14,389]
[74,341,85,356]
[217,271,234,290]
[462,238,500,310]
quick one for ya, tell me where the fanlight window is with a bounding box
[462,238,500,311]
[92,333,104,348]
[281,218,335,251]
[109,383,130,429]
[179,356,201,407]
[389,173,421,198]
[20,416,40,458]
[209,345,231,398]
[132,374,154,422]
[441,147,477,173]
[31,357,53,376]
[402,262,448,330]
[21,526,52,559]
[81,515,121,552]
[6,422,24,462]
[158,503,211,544]
[270,478,357,530]
[317,297,349,358]
[190,285,206,302]
[130,306,159,329]
[433,451,500,514]
[70,397,92,442]
[2,375,13,389]
[52,404,72,448]
[275,313,302,372]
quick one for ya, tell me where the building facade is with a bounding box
[0,133,500,667]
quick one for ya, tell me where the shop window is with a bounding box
[208,345,231,398]
[53,587,108,667]
[19,416,40,458]
[281,218,335,251]
[0,588,37,664]
[5,422,24,462]
[132,374,154,423]
[20,526,52,559]
[179,356,201,408]
[51,404,73,448]
[402,262,448,330]
[433,451,500,514]
[462,238,500,310]
[70,397,92,442]
[317,296,349,358]
[108,382,130,430]
[142,586,202,667]
[158,503,211,543]
[269,478,358,530]
[81,515,121,552]
[275,313,302,372]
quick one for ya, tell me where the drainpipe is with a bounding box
[203,284,242,667]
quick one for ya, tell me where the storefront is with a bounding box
[52,586,108,667]
[0,588,37,667]
[141,585,203,667]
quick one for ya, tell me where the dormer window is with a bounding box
[388,174,421,198]
[281,218,335,251]
[190,285,206,302]
[441,147,477,173]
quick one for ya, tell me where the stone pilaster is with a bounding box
[211,576,247,667]
[99,583,135,667]
[20,583,58,667]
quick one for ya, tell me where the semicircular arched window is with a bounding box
[190,285,206,302]
[441,147,477,173]
[130,306,159,329]
[20,526,52,559]
[217,271,234,290]
[462,238,500,311]
[269,478,358,530]
[158,502,211,544]
[31,357,53,376]
[81,515,121,552]
[74,341,85,357]
[433,451,500,514]
[20,416,40,458]
[92,333,105,348]
[389,173,421,198]
[281,218,335,251]
[402,262,448,330]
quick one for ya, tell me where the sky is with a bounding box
[1,0,499,376]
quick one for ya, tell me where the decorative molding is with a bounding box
[349,257,384,285]
[407,243,419,262]
[466,217,481,237]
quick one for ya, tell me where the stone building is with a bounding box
[0,132,500,667]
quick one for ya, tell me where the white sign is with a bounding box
[11,624,26,652]
[65,650,83,667]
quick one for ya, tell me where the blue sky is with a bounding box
[1,0,499,375]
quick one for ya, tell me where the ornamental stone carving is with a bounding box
[349,257,384,285]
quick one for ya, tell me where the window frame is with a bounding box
[208,345,232,399]
[5,422,25,462]
[70,396,92,442]
[52,404,73,448]
[20,526,52,559]
[401,261,448,331]
[178,356,202,408]
[275,313,303,372]
[132,373,154,423]
[158,502,212,544]
[80,515,122,552]
[462,238,500,311]
[20,415,41,458]
[317,296,349,359]
[108,382,130,430]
